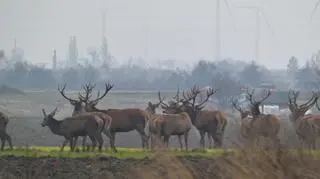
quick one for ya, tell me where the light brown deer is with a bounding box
[58,83,113,152]
[288,90,320,149]
[79,83,149,152]
[160,85,227,151]
[0,112,12,150]
[41,107,108,152]
[145,92,192,151]
[242,89,281,147]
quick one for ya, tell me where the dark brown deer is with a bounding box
[58,83,113,152]
[0,112,12,150]
[145,92,192,151]
[288,90,320,149]
[41,107,107,152]
[79,83,149,152]
[243,89,281,146]
[160,85,227,151]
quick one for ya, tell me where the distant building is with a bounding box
[68,36,78,68]
[52,49,57,69]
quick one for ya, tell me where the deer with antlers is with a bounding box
[288,89,320,149]
[0,111,12,150]
[160,85,227,151]
[57,83,113,152]
[144,92,192,150]
[237,88,280,147]
[78,83,150,152]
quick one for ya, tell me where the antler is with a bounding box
[181,84,202,106]
[57,84,78,103]
[289,89,318,111]
[231,98,243,113]
[90,82,114,104]
[195,87,217,109]
[246,88,271,105]
[79,82,96,102]
[172,86,180,103]
[158,91,168,108]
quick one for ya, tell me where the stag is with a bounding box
[79,83,149,152]
[243,89,281,147]
[0,112,12,150]
[145,92,192,150]
[160,85,227,151]
[58,83,113,152]
[41,107,108,152]
[288,90,320,149]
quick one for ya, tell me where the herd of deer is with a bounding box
[1,82,320,152]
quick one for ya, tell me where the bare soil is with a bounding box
[0,155,221,179]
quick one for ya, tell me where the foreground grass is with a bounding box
[0,146,232,159]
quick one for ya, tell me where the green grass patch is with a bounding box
[0,146,233,159]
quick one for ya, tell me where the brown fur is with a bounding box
[159,85,225,150]
[84,104,150,152]
[150,112,192,150]
[232,99,280,147]
[288,89,320,149]
[0,112,12,150]
[41,108,105,152]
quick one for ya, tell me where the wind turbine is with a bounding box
[237,5,275,63]
[310,0,320,19]
[215,0,236,61]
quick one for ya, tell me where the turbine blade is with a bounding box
[260,9,275,38]
[223,0,237,32]
[310,0,320,20]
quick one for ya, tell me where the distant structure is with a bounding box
[100,10,109,69]
[52,49,57,69]
[68,36,78,68]
[9,38,25,67]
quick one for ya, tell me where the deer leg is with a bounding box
[199,131,205,151]
[70,138,75,152]
[60,138,69,152]
[109,131,117,153]
[94,132,103,152]
[3,132,12,150]
[0,136,5,151]
[137,129,148,150]
[177,135,183,151]
[184,131,189,151]
[163,135,170,151]
[88,135,97,152]
[207,133,212,149]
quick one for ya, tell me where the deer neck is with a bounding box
[47,118,64,136]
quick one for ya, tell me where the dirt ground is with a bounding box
[0,155,222,179]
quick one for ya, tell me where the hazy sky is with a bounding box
[0,0,319,69]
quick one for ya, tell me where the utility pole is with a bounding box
[216,0,221,61]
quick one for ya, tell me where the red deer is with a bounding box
[0,112,12,150]
[79,83,149,152]
[288,90,320,149]
[58,83,113,152]
[160,85,227,151]
[145,93,192,151]
[242,89,281,147]
[41,107,108,152]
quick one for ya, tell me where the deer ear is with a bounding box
[50,107,58,116]
[148,101,152,107]
[42,109,46,116]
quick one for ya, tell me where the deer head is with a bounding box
[245,88,271,117]
[289,90,318,121]
[58,84,85,116]
[231,98,251,120]
[41,107,57,127]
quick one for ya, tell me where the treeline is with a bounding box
[0,57,318,93]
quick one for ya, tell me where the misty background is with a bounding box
[0,0,320,96]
